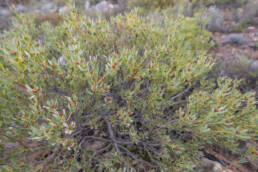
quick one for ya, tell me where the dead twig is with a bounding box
[0,131,32,152]
[119,145,158,168]
[81,136,111,144]
[29,147,59,172]
[170,84,192,101]
[90,144,112,161]
[172,100,186,105]
[105,119,122,155]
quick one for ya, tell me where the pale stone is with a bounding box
[57,55,67,67]
[84,0,90,10]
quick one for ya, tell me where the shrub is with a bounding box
[240,0,258,26]
[127,0,249,12]
[128,0,178,10]
[0,7,257,171]
[211,0,248,7]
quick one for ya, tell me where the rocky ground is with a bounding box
[0,0,257,171]
[210,27,258,97]
[0,0,126,31]
[207,3,258,171]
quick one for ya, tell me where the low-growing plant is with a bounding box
[128,0,178,10]
[0,6,257,171]
[127,0,249,12]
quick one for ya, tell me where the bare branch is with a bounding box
[81,136,111,143]
[139,141,160,148]
[114,143,122,155]
[115,139,134,145]
[47,87,69,96]
[172,100,186,105]
[29,147,59,172]
[170,84,192,101]
[119,145,158,168]
[0,131,32,152]
[80,135,134,147]
[90,144,112,161]
[143,144,161,164]
[105,119,122,155]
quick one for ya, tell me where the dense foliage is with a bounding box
[0,6,257,171]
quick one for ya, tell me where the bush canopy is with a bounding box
[0,7,257,171]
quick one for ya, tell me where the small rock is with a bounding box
[247,26,255,30]
[40,2,57,13]
[94,1,115,13]
[221,33,248,46]
[249,60,258,76]
[57,55,67,67]
[0,7,10,16]
[84,0,90,10]
[81,140,105,151]
[0,16,10,32]
[201,158,233,172]
[16,4,27,12]
[58,6,67,13]
[213,162,223,172]
[201,158,220,172]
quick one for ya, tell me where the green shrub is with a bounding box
[211,0,248,6]
[128,0,178,10]
[0,7,257,171]
[128,0,249,12]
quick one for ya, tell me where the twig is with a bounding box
[30,147,59,172]
[81,136,111,143]
[114,143,122,155]
[143,144,157,164]
[115,139,134,145]
[144,144,162,157]
[139,141,160,147]
[90,144,112,161]
[47,87,69,96]
[119,145,158,168]
[172,100,186,105]
[158,119,178,128]
[170,84,192,101]
[80,135,134,147]
[45,147,59,164]
[0,131,32,152]
[105,119,122,155]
